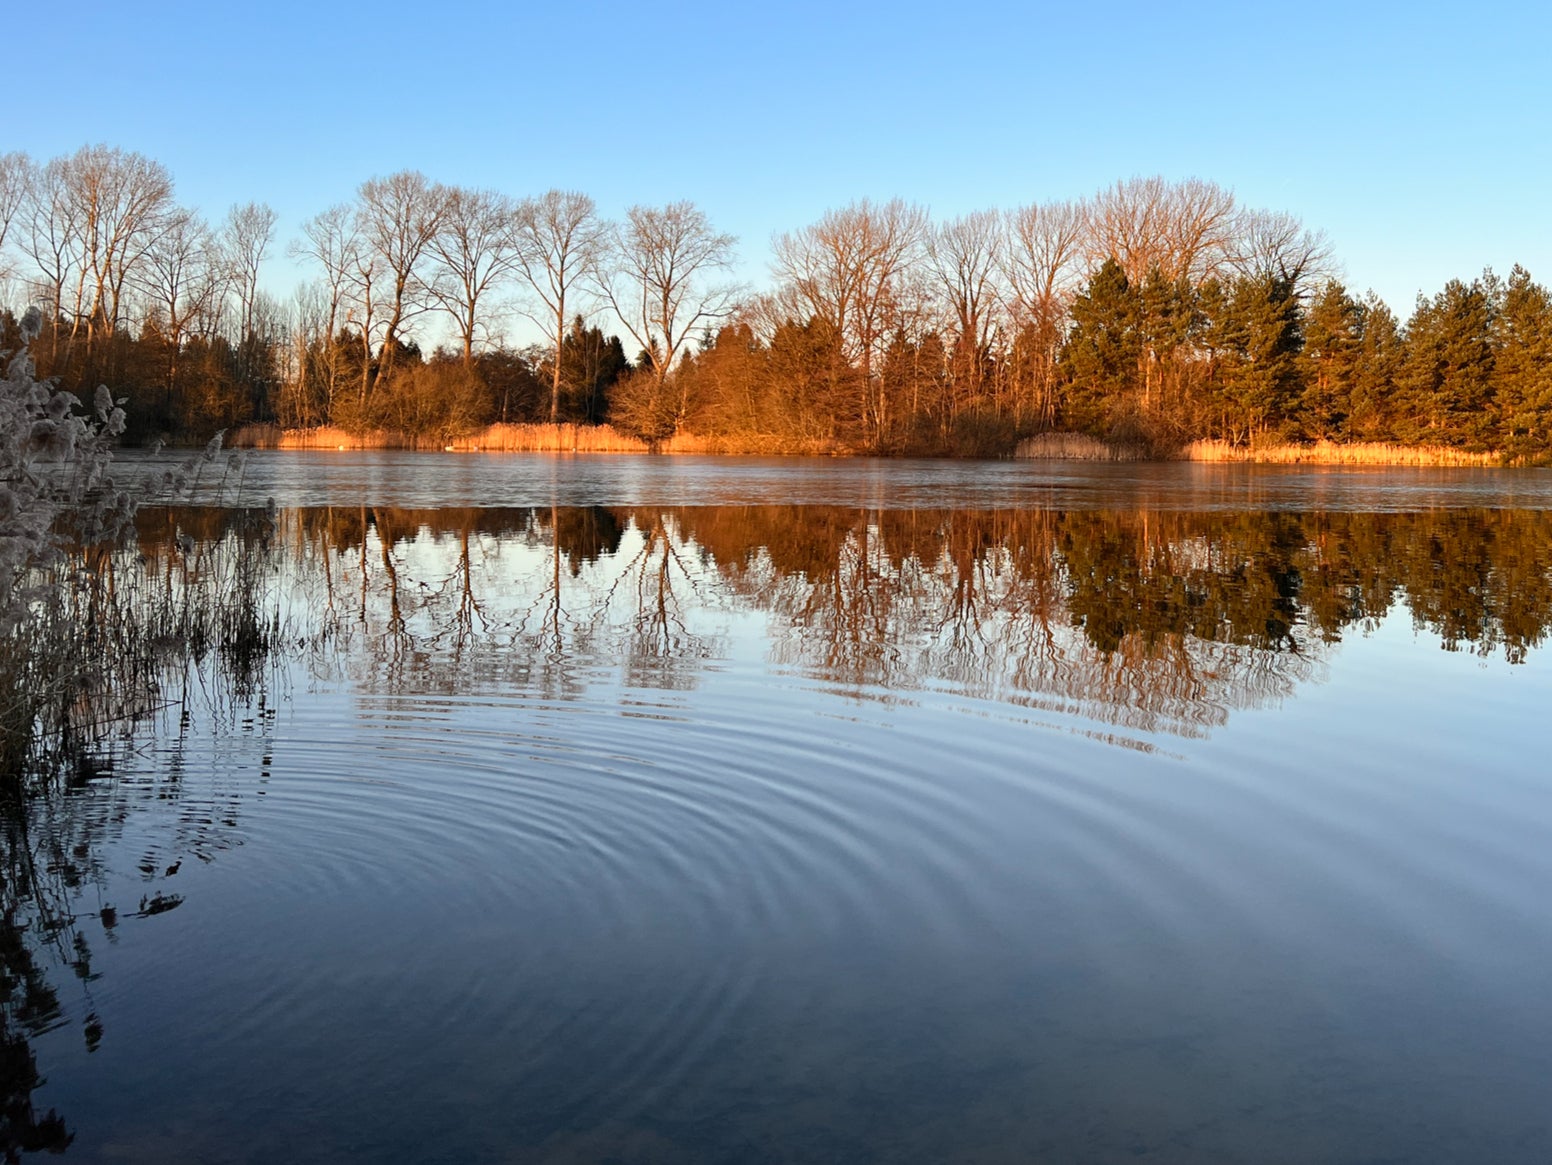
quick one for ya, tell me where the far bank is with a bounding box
[228,423,1523,468]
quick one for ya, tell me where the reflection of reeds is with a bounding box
[1178,440,1500,467]
[0,517,280,1155]
[1,511,282,791]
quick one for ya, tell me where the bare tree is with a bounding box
[1085,176,1238,285]
[290,203,362,415]
[345,243,381,409]
[511,190,607,423]
[430,187,519,366]
[19,157,82,337]
[1002,200,1086,422]
[771,198,926,438]
[57,144,177,341]
[292,206,357,343]
[222,201,278,342]
[1227,208,1335,296]
[285,283,330,427]
[355,171,449,382]
[603,201,740,431]
[926,210,1004,404]
[0,152,29,285]
[137,209,219,405]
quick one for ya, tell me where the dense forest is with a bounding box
[2,146,1549,457]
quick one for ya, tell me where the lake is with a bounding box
[13,454,1552,1163]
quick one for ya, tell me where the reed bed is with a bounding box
[1178,440,1502,467]
[228,423,281,448]
[232,422,651,453]
[229,425,408,450]
[443,423,650,453]
[233,424,850,456]
[1013,433,1151,461]
[280,426,407,450]
[228,426,1513,466]
[656,432,848,456]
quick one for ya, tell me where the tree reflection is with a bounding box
[7,498,1552,1157]
[168,500,1552,742]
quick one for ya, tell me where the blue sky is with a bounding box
[10,0,1550,316]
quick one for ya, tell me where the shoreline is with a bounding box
[223,424,1528,468]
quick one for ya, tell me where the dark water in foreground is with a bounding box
[15,456,1552,1162]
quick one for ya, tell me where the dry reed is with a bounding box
[285,426,407,450]
[443,424,650,453]
[656,432,848,456]
[1013,433,1150,461]
[229,425,409,450]
[229,423,281,448]
[233,424,850,456]
[1178,440,1501,467]
[229,426,1512,466]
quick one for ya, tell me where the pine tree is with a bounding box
[1205,272,1303,442]
[1494,266,1552,456]
[1061,259,1141,435]
[1300,281,1365,440]
[1348,296,1403,441]
[1396,276,1499,447]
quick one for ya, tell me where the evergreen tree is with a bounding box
[1134,266,1199,433]
[1300,281,1365,440]
[1396,276,1499,447]
[1202,272,1303,442]
[1061,259,1142,435]
[557,317,630,424]
[1347,295,1404,441]
[1494,266,1552,456]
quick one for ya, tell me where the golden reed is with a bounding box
[231,424,847,456]
[1177,440,1501,467]
[1013,433,1150,461]
[230,426,1505,466]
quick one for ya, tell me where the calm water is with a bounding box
[15,455,1552,1163]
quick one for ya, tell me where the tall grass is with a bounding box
[655,432,849,456]
[445,423,651,453]
[1178,440,1502,467]
[231,424,1517,466]
[229,425,410,451]
[234,423,851,456]
[231,422,651,452]
[1013,433,1151,461]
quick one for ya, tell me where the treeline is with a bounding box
[2,148,1549,455]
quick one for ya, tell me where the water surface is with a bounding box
[15,454,1552,1163]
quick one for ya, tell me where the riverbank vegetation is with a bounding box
[1,311,277,789]
[1,311,287,1151]
[2,148,1549,460]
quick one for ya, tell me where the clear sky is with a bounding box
[10,0,1550,317]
